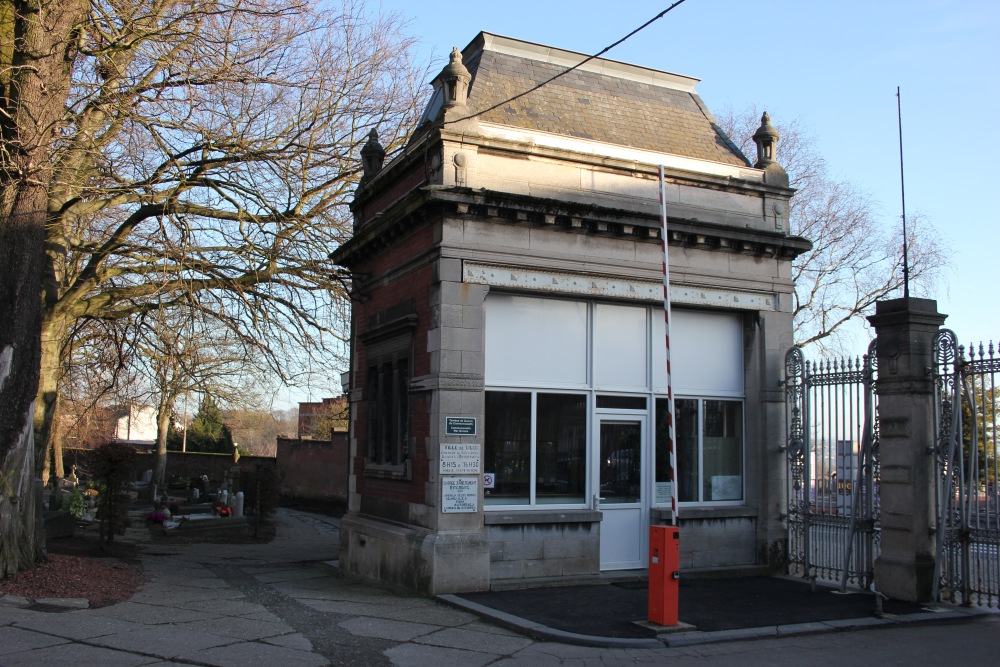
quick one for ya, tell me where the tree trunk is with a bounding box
[0,402,37,578]
[0,0,89,576]
[154,393,172,487]
[34,315,67,481]
[0,209,45,577]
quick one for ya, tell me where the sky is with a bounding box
[372,0,999,348]
[281,0,999,406]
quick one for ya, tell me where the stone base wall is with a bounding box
[675,515,758,570]
[339,513,490,595]
[482,512,758,584]
[485,513,601,583]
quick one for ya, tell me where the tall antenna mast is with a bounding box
[896,86,910,299]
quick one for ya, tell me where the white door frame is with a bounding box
[594,412,648,570]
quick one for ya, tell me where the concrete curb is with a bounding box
[437,594,666,649]
[662,607,992,647]
[441,592,999,649]
[0,594,90,612]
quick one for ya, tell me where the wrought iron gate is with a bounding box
[784,343,880,590]
[933,330,1000,606]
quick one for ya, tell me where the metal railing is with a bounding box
[933,331,1000,606]
[784,342,879,590]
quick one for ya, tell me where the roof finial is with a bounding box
[752,111,788,187]
[752,112,779,168]
[360,128,385,182]
[438,46,472,109]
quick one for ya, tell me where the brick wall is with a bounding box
[275,433,349,501]
[351,223,437,508]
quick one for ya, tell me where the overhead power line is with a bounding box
[445,0,690,125]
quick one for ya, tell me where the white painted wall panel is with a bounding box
[655,310,743,395]
[594,303,647,389]
[484,295,588,386]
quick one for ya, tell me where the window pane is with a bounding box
[703,400,743,501]
[484,392,531,505]
[536,393,587,504]
[676,399,699,502]
[654,398,674,501]
[597,395,646,410]
[599,421,641,503]
[395,360,409,464]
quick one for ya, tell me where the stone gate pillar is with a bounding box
[867,297,946,602]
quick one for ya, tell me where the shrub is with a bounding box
[60,490,88,519]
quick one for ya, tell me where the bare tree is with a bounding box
[226,409,282,456]
[0,0,423,576]
[133,306,270,485]
[302,397,348,440]
[46,315,146,479]
[715,106,946,349]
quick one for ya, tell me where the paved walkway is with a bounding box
[2,509,999,666]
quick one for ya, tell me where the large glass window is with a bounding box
[483,392,530,504]
[485,391,586,506]
[676,398,743,503]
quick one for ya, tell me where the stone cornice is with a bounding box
[332,185,811,268]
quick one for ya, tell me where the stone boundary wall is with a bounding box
[62,449,276,486]
[276,433,348,502]
[65,440,346,504]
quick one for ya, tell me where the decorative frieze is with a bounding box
[463,262,776,311]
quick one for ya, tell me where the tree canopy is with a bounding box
[32,0,420,473]
[0,0,424,576]
[174,394,233,454]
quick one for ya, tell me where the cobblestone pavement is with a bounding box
[2,509,999,666]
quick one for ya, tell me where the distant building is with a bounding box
[333,33,808,594]
[112,403,158,449]
[297,397,347,439]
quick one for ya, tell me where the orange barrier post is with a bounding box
[648,525,680,625]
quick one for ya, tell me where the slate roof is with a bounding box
[458,34,750,167]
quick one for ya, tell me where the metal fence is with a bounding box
[784,342,880,590]
[933,331,1000,606]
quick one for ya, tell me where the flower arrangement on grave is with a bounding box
[214,504,233,517]
[146,510,168,524]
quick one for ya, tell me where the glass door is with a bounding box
[596,416,646,569]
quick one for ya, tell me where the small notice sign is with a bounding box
[440,443,480,474]
[445,416,477,436]
[655,482,673,505]
[442,476,478,513]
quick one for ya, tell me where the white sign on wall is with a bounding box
[440,443,481,474]
[442,476,478,513]
[655,482,673,505]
